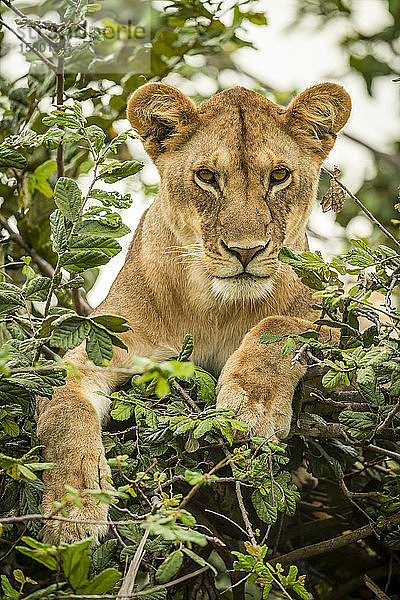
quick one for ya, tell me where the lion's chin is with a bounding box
[210,275,274,303]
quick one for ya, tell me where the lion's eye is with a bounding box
[270,168,290,185]
[196,169,216,184]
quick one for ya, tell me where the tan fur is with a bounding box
[37,82,351,543]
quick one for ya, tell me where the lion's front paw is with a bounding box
[216,379,292,441]
[40,494,109,545]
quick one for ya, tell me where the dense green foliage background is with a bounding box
[0,1,399,599]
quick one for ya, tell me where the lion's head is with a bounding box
[127,83,351,302]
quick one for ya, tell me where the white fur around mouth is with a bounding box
[211,274,274,303]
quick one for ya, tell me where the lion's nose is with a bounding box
[222,242,267,268]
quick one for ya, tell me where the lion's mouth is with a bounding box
[213,273,268,280]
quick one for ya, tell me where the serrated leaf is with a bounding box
[90,189,133,209]
[53,177,82,221]
[322,369,342,388]
[260,334,285,344]
[51,316,90,349]
[50,209,69,253]
[61,235,121,273]
[74,220,130,238]
[23,277,51,301]
[252,490,278,524]
[86,324,113,365]
[0,147,27,169]
[282,337,296,357]
[100,160,143,184]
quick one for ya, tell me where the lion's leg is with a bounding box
[216,316,332,440]
[37,338,169,544]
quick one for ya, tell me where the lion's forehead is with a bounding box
[187,102,301,169]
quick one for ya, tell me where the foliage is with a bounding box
[1,1,400,599]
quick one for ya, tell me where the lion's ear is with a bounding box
[284,83,351,158]
[127,83,198,160]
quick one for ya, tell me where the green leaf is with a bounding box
[252,490,278,524]
[23,277,51,301]
[23,583,66,600]
[74,220,130,238]
[178,334,194,361]
[16,537,58,570]
[339,410,377,440]
[61,235,121,273]
[85,125,106,153]
[51,316,90,349]
[194,367,216,403]
[60,539,91,592]
[53,177,82,221]
[193,419,213,438]
[1,417,20,437]
[92,539,118,571]
[0,283,23,315]
[80,568,121,594]
[111,401,132,421]
[0,146,27,168]
[282,337,296,357]
[90,189,133,209]
[322,369,342,388]
[100,160,143,184]
[1,575,19,598]
[91,315,131,333]
[86,324,113,365]
[155,550,183,583]
[260,334,285,344]
[182,547,217,575]
[50,209,69,253]
[184,469,204,485]
[293,583,309,599]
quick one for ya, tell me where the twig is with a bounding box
[204,508,248,537]
[25,567,210,600]
[343,132,400,169]
[0,215,91,314]
[340,479,380,500]
[376,399,400,434]
[179,456,229,509]
[1,0,58,49]
[269,513,400,566]
[367,444,400,462]
[0,19,57,72]
[363,575,391,600]
[321,167,400,252]
[117,529,150,599]
[173,380,201,413]
[235,481,257,545]
[0,215,55,277]
[0,514,142,526]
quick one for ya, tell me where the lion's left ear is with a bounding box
[284,83,351,158]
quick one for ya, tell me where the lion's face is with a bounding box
[128,84,351,302]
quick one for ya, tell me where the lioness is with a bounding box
[38,82,351,543]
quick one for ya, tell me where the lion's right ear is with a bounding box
[127,83,198,160]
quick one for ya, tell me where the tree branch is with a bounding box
[269,514,400,566]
